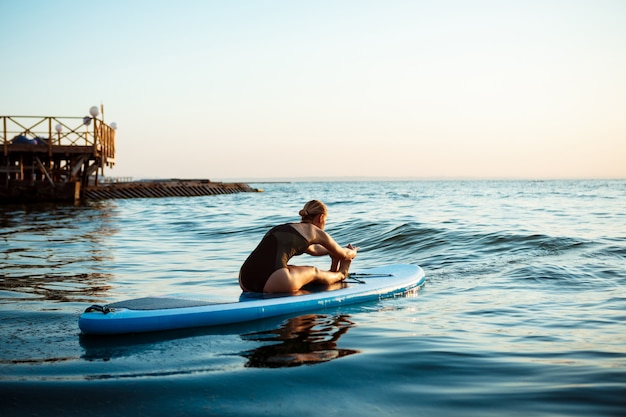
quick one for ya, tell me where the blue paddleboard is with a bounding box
[79,264,425,335]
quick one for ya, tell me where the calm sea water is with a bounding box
[1,180,625,416]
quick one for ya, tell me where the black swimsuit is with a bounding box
[239,224,311,292]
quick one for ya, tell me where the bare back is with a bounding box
[287,222,346,259]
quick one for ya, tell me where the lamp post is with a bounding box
[83,115,91,145]
[89,106,99,147]
[55,124,62,145]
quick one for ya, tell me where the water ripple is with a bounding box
[1,180,625,417]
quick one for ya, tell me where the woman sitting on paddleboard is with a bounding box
[239,200,359,293]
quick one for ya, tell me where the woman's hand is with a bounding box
[346,244,359,259]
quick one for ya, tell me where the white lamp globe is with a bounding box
[110,122,118,130]
[89,106,99,117]
[55,124,62,133]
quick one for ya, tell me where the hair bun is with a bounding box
[299,200,327,220]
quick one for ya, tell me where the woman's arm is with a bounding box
[306,244,330,256]
[313,229,358,261]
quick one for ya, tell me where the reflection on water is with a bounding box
[241,314,359,368]
[0,202,117,304]
[76,314,359,376]
[0,272,113,303]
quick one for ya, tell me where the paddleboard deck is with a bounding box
[79,264,425,335]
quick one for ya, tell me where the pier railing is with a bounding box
[1,115,116,167]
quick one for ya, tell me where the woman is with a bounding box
[239,200,359,293]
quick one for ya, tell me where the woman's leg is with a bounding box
[330,256,340,272]
[263,265,347,293]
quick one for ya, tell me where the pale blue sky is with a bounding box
[1,0,625,180]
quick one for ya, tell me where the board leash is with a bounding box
[350,273,394,277]
[345,272,394,284]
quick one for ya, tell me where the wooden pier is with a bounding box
[1,110,258,203]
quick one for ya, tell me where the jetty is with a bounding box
[83,178,256,200]
[1,109,258,204]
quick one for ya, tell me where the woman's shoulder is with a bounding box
[287,222,324,240]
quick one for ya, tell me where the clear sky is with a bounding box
[1,0,625,180]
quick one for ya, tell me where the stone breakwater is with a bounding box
[83,179,260,200]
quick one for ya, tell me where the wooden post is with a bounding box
[48,117,53,157]
[3,116,6,157]
[74,180,81,202]
[93,117,97,150]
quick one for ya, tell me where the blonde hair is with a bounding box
[298,200,327,221]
